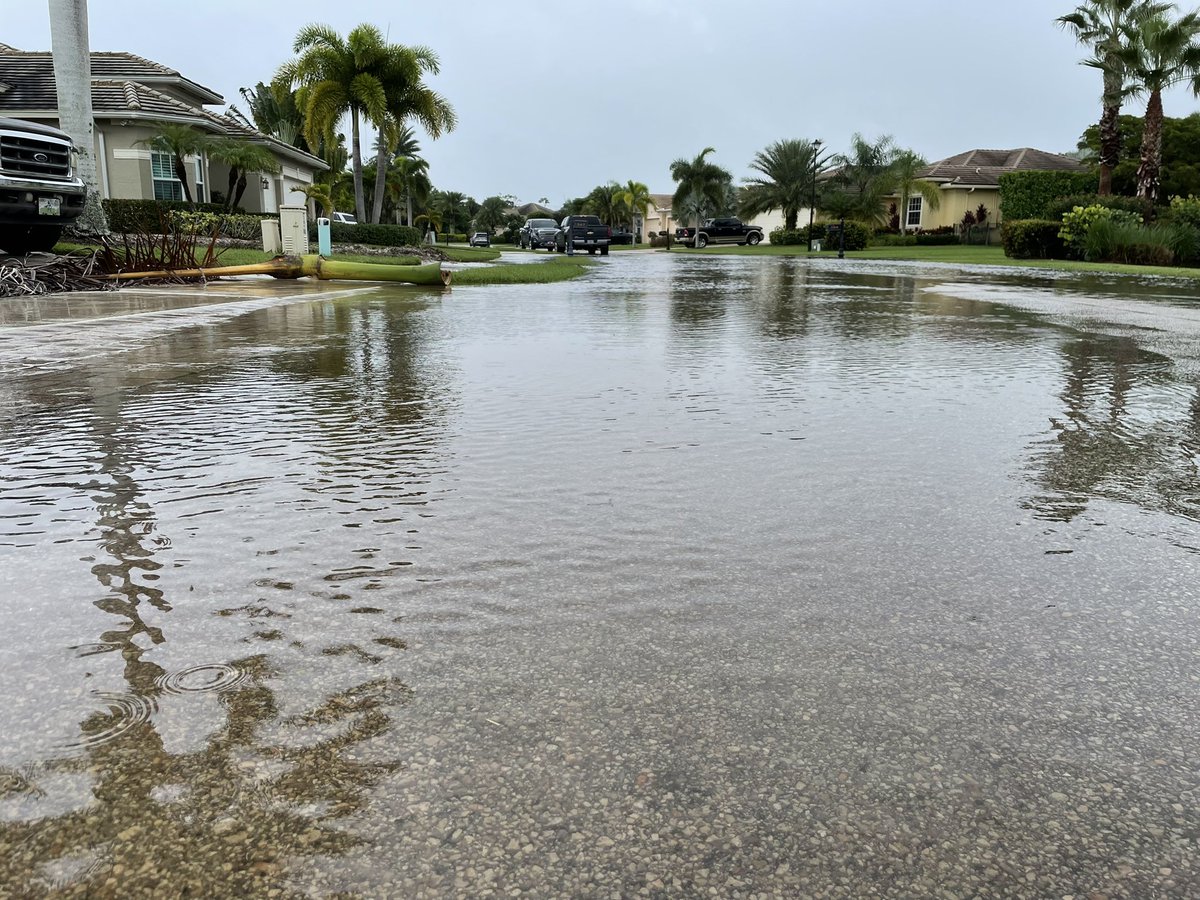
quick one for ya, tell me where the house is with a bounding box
[896,148,1089,232]
[0,44,327,214]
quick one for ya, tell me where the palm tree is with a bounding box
[389,155,431,226]
[1117,10,1200,202]
[138,123,210,205]
[366,51,456,224]
[474,195,508,233]
[669,147,733,229]
[1057,0,1172,195]
[618,180,654,241]
[206,139,282,211]
[279,24,453,224]
[236,80,308,150]
[830,133,899,224]
[738,139,823,231]
[432,190,469,234]
[890,149,940,232]
[584,182,623,227]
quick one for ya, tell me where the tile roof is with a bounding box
[650,192,673,210]
[919,148,1087,186]
[0,49,223,106]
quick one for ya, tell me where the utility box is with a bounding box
[317,217,331,257]
[261,218,281,255]
[279,206,309,255]
[811,240,822,252]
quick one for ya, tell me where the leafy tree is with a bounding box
[584,182,623,226]
[738,138,824,231]
[891,149,941,232]
[236,80,309,151]
[138,123,210,205]
[670,147,733,228]
[389,155,431,226]
[1057,0,1172,195]
[431,190,471,234]
[1076,112,1200,197]
[1116,9,1200,202]
[206,138,282,211]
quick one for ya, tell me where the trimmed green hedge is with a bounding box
[915,233,960,246]
[770,221,869,250]
[998,171,1099,221]
[1001,219,1068,259]
[318,222,423,247]
[1043,193,1151,222]
[103,198,251,233]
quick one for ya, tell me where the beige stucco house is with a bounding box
[0,44,327,214]
[894,148,1089,233]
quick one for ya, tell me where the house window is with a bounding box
[151,151,183,202]
[193,157,205,203]
[906,196,922,228]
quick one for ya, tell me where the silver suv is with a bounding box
[0,117,87,254]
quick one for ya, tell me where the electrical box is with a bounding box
[317,217,331,257]
[279,206,309,255]
[261,218,281,255]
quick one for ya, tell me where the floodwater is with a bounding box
[2,253,1200,898]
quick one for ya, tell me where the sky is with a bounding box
[10,1,1200,205]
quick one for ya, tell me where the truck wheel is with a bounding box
[747,232,762,246]
[600,245,609,256]
[695,234,708,249]
[0,224,63,256]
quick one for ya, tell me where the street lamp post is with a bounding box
[808,139,822,253]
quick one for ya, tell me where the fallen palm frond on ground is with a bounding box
[0,251,116,297]
[103,254,451,287]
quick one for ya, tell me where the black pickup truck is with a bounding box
[676,216,764,248]
[555,215,611,255]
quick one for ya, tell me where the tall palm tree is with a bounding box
[618,180,654,241]
[138,123,211,205]
[890,149,940,232]
[1057,0,1172,195]
[669,147,733,228]
[236,80,308,150]
[367,51,456,224]
[432,190,469,234]
[475,195,508,233]
[584,182,623,227]
[1117,10,1200,202]
[830,133,898,224]
[279,24,449,224]
[206,139,282,211]
[738,138,823,231]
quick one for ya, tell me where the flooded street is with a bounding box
[2,253,1200,897]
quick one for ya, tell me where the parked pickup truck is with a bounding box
[0,117,87,254]
[519,217,560,251]
[676,216,764,248]
[555,215,611,255]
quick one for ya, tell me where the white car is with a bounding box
[331,211,357,224]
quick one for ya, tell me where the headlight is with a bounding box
[69,147,80,176]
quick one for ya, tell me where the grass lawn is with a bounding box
[669,242,1200,280]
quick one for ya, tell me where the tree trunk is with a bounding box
[406,193,413,227]
[1136,90,1164,204]
[225,167,239,212]
[351,110,365,223]
[173,154,194,204]
[785,210,797,231]
[1097,101,1120,196]
[899,189,910,233]
[371,140,389,225]
[232,172,248,210]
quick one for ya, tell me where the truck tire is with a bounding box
[695,233,708,249]
[0,224,63,256]
[747,232,762,246]
[600,245,609,256]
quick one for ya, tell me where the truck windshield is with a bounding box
[530,220,556,228]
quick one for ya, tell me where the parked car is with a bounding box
[519,217,560,251]
[610,229,635,245]
[0,116,87,255]
[554,215,611,255]
[676,216,764,248]
[469,232,491,247]
[330,211,357,224]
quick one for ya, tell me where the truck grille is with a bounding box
[0,133,71,179]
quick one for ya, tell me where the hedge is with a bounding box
[769,221,869,250]
[1001,219,1068,259]
[998,171,1099,221]
[102,198,253,233]
[1043,193,1151,222]
[314,222,423,247]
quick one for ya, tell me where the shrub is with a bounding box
[915,233,961,246]
[325,222,423,247]
[1001,219,1068,258]
[169,210,275,241]
[1165,195,1200,231]
[1043,193,1151,222]
[999,171,1099,220]
[102,198,247,233]
[870,233,918,247]
[769,227,814,246]
[1059,205,1141,257]
[1084,218,1175,266]
[1166,222,1200,265]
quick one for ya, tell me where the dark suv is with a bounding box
[0,117,87,254]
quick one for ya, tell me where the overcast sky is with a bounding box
[11,1,1200,204]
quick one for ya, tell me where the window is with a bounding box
[193,157,205,203]
[906,196,922,228]
[151,151,183,202]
